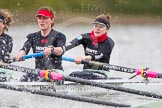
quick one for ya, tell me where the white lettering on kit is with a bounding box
[85,48,103,59]
[36,46,47,52]
[95,53,103,59]
[85,47,97,54]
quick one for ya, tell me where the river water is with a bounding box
[1,17,162,107]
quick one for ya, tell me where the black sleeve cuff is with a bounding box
[91,55,95,61]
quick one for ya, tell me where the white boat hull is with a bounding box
[1,79,162,107]
[0,89,112,108]
[132,100,162,108]
[0,80,119,95]
[0,80,128,108]
[1,79,162,95]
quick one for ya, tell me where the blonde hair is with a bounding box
[0,9,13,31]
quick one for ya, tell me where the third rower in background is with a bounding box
[0,9,13,63]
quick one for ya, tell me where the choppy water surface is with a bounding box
[2,18,162,107]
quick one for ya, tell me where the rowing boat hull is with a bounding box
[1,82,161,108]
[132,101,162,108]
[0,88,112,108]
[1,78,151,95]
[0,81,115,95]
[1,79,162,107]
[0,81,125,108]
[1,79,162,95]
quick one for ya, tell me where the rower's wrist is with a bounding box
[48,46,54,53]
[18,50,25,56]
[91,55,95,60]
[86,56,92,60]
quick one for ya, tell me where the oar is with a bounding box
[62,56,162,79]
[6,52,45,63]
[63,76,162,99]
[1,62,162,99]
[16,53,162,79]
[0,62,63,81]
[0,83,130,107]
[22,52,44,60]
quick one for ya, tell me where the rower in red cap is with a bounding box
[15,7,66,81]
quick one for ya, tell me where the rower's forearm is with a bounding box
[19,50,26,56]
[85,56,92,61]
[52,47,64,56]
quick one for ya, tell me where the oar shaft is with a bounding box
[62,56,75,62]
[0,83,131,107]
[0,62,62,81]
[21,53,75,63]
[22,52,44,60]
[64,76,162,99]
[19,53,162,78]
[88,61,136,73]
[81,60,162,79]
[0,62,37,74]
[157,73,162,78]
[1,62,162,100]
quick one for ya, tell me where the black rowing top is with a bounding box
[0,33,13,63]
[20,29,66,70]
[65,33,115,70]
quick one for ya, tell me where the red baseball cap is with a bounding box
[36,9,54,18]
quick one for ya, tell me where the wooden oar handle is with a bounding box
[88,61,104,67]
[82,60,136,73]
[80,60,104,67]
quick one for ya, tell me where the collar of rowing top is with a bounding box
[90,31,108,45]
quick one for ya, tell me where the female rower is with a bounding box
[15,7,66,81]
[0,9,13,63]
[65,14,115,80]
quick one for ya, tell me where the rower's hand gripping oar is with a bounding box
[14,52,162,79]
[0,62,63,81]
[21,52,44,60]
[62,56,162,79]
[1,61,162,100]
[6,52,45,64]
